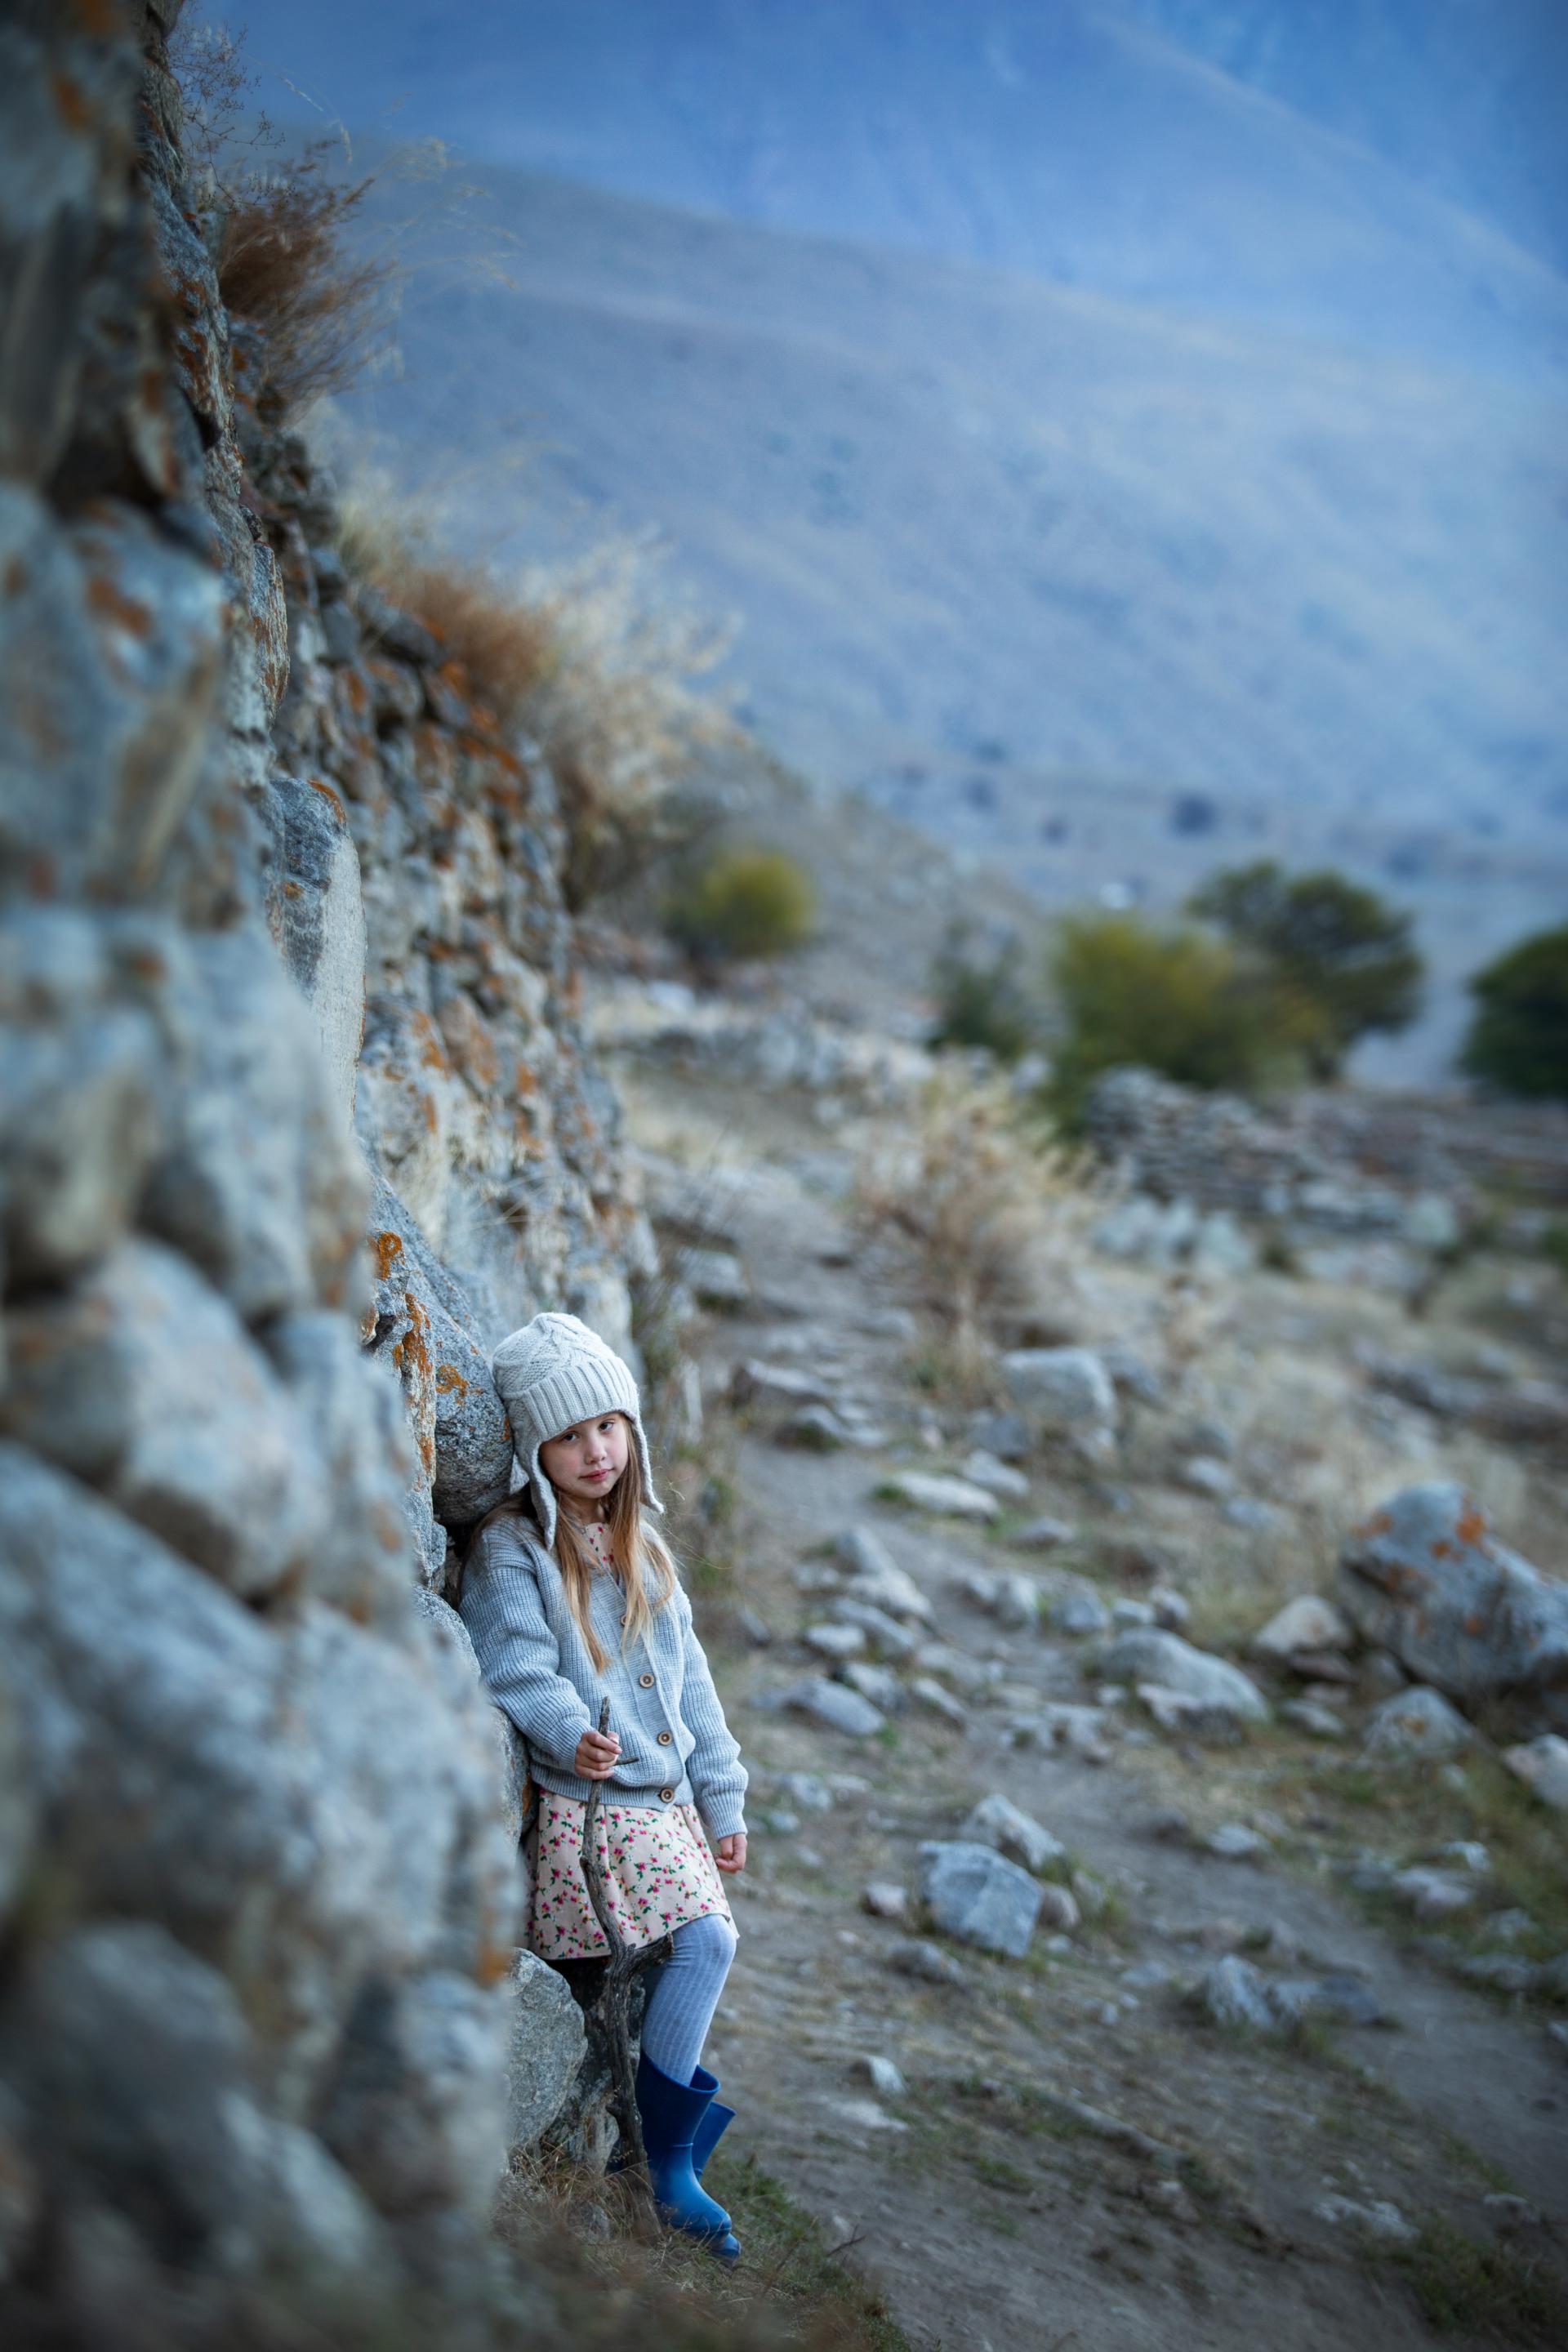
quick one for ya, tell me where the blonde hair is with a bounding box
[463,1425,675,1672]
[552,1437,676,1671]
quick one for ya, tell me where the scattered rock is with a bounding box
[1251,1595,1354,1664]
[881,1471,1002,1522]
[888,1938,968,1986]
[1223,1497,1290,1533]
[854,2054,906,2098]
[1111,1598,1155,1628]
[960,1450,1031,1500]
[1051,1587,1111,1637]
[1390,1868,1482,1923]
[1001,1347,1117,1443]
[993,1571,1045,1629]
[731,1359,835,1410]
[1012,1516,1077,1550]
[1282,1699,1348,1739]
[804,1622,866,1660]
[773,1771,834,1814]
[829,1596,920,1659]
[1340,1483,1568,1732]
[862,1882,909,1922]
[1200,1956,1277,2032]
[919,1841,1044,1958]
[683,1246,751,1310]
[1272,1976,1389,2028]
[1314,2195,1416,2248]
[1175,1456,1236,1499]
[781,1679,887,1738]
[835,1528,934,1621]
[781,1404,859,1450]
[1205,1824,1268,1862]
[962,1793,1067,1878]
[968,1409,1031,1459]
[910,1675,968,1727]
[1501,1734,1568,1811]
[1364,1686,1474,1759]
[1104,1630,1269,1724]
[1036,1884,1080,1933]
[1149,1588,1192,1632]
[840,1660,906,1713]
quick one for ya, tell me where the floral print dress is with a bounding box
[528,1521,737,1961]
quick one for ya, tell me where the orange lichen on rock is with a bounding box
[307,774,346,821]
[434,1364,468,1396]
[372,1230,404,1281]
[1454,1499,1487,1547]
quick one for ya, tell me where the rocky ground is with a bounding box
[606,1055,1568,2352]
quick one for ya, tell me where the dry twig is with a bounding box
[580,1697,671,2237]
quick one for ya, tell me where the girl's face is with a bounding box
[540,1411,631,1514]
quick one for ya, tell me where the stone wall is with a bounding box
[0,3,648,2335]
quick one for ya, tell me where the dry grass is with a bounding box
[857,1068,1103,1378]
[337,497,732,905]
[216,149,393,408]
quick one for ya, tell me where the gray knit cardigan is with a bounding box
[459,1510,748,1839]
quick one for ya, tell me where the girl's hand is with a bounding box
[574,1727,621,1779]
[715,1833,747,1876]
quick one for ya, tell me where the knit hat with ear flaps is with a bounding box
[490,1312,662,1550]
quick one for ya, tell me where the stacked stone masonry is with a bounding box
[0,3,647,2334]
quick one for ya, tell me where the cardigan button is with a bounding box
[639,1672,654,1688]
[659,1787,674,1803]
[657,1729,672,1745]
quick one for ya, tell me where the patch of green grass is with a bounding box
[1392,2216,1568,2345]
[702,2152,914,2350]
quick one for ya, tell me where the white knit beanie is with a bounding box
[490,1312,662,1549]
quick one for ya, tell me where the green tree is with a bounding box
[663,845,816,963]
[1188,860,1423,1077]
[928,924,1040,1062]
[1044,911,1318,1126]
[1460,924,1568,1100]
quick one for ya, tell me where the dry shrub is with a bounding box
[859,1070,1102,1375]
[172,18,395,409]
[216,149,392,407]
[390,556,558,726]
[339,495,732,906]
[523,537,734,908]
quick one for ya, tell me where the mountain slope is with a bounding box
[226,0,1568,376]
[338,165,1568,1074]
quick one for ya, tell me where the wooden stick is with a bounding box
[581,1697,672,2234]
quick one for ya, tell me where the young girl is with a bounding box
[461,1312,747,2261]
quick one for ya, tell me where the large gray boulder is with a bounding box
[0,492,225,903]
[0,1452,519,2115]
[961,1793,1067,1878]
[318,1967,510,2217]
[503,1952,588,2153]
[1001,1346,1117,1438]
[366,1175,514,1531]
[1101,1628,1270,1723]
[0,1241,328,1601]
[136,928,368,1321]
[0,909,164,1285]
[919,1839,1043,1958]
[255,772,367,1132]
[1340,1484,1568,1731]
[1,1921,385,2279]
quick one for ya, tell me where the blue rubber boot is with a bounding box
[635,2051,741,2261]
[690,2069,736,2180]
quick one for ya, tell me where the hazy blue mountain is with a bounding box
[1111,0,1568,276]
[220,0,1568,375]
[338,163,1568,1073]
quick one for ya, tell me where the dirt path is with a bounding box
[654,1137,1568,2352]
